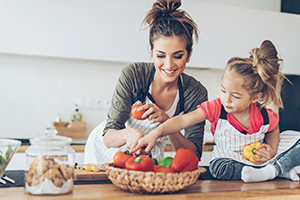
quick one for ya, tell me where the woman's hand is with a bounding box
[125,128,150,156]
[252,143,276,165]
[139,103,169,124]
[130,131,159,154]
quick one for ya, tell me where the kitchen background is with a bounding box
[1,0,300,155]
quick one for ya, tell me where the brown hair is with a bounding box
[224,40,285,109]
[141,0,199,55]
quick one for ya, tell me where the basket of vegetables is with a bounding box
[102,148,206,194]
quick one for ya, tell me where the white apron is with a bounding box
[84,99,170,164]
[84,69,184,164]
[212,105,300,166]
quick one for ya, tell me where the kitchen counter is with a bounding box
[2,178,300,200]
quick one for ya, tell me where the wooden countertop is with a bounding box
[1,178,300,199]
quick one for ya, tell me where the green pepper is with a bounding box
[125,155,154,172]
[170,148,199,172]
[158,157,173,167]
[152,158,158,165]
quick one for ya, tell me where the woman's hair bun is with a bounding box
[152,0,182,20]
[142,0,199,54]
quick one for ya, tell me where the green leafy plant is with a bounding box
[0,146,13,176]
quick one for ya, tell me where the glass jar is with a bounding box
[25,128,75,195]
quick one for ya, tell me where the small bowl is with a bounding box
[0,139,21,178]
[102,163,206,194]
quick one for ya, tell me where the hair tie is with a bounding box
[253,59,258,67]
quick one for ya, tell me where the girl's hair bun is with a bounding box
[224,40,285,109]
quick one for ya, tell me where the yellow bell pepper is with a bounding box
[243,141,265,163]
[84,166,100,172]
[84,163,101,172]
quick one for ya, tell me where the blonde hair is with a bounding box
[141,0,199,55]
[224,40,285,109]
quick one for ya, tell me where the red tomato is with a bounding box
[131,104,146,120]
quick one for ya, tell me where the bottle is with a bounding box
[72,104,82,122]
[56,113,61,122]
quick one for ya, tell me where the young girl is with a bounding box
[131,40,300,183]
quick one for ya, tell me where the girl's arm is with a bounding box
[264,125,280,154]
[130,107,207,153]
[253,125,280,164]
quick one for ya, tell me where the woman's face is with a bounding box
[152,36,191,84]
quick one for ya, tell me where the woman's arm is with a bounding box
[170,75,208,157]
[168,132,197,155]
[102,63,149,148]
[103,128,146,150]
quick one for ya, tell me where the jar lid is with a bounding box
[30,128,72,146]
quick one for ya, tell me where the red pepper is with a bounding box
[154,165,174,173]
[170,148,199,172]
[113,151,133,168]
[125,155,154,172]
[153,165,163,172]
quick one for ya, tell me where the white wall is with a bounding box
[0,53,222,139]
[1,0,297,139]
[1,0,300,74]
[195,0,281,12]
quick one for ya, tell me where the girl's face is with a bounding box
[151,36,191,84]
[220,69,260,116]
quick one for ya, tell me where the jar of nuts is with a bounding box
[25,128,75,195]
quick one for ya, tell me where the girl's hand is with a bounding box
[252,143,276,165]
[130,131,159,154]
[139,103,169,124]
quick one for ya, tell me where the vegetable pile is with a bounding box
[110,148,199,173]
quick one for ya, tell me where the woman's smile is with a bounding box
[162,68,177,75]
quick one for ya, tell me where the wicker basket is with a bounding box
[102,163,206,194]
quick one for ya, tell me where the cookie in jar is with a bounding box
[25,128,75,195]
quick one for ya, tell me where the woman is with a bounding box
[84,0,207,163]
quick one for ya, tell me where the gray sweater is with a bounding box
[103,62,208,159]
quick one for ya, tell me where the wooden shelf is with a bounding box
[53,121,87,139]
